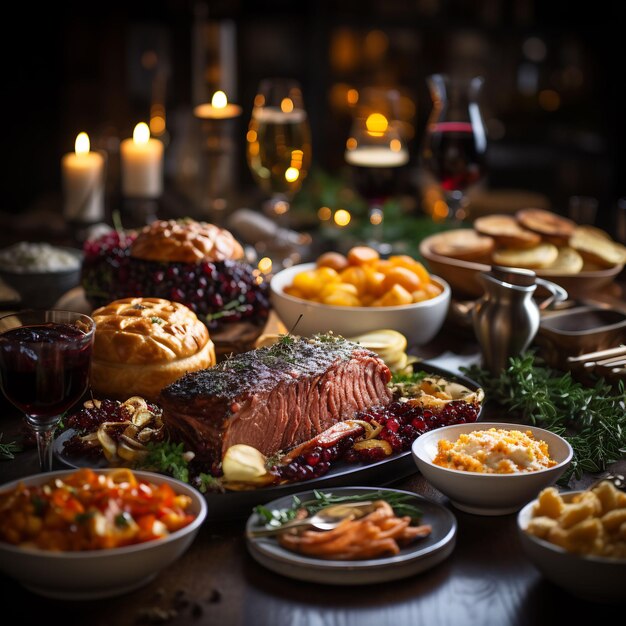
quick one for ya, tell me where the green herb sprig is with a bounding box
[253,489,423,528]
[138,441,191,483]
[0,434,22,460]
[462,353,626,483]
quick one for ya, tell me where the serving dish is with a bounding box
[0,468,207,600]
[412,422,573,515]
[0,246,83,309]
[270,262,451,346]
[517,489,626,603]
[245,486,457,585]
[419,232,623,299]
[55,361,484,520]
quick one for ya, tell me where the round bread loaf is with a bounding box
[537,246,584,275]
[428,228,495,262]
[569,226,626,268]
[492,242,559,269]
[515,208,576,245]
[130,219,245,263]
[91,297,216,402]
[473,214,541,249]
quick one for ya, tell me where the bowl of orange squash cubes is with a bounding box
[270,246,450,345]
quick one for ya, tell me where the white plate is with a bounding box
[245,486,457,585]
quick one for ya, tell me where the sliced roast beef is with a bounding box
[159,335,392,467]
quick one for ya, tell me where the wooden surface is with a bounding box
[0,306,624,624]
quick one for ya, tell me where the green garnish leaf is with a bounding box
[252,490,422,528]
[462,353,626,484]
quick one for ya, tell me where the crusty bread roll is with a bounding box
[492,242,559,269]
[569,225,626,268]
[428,228,495,262]
[537,247,584,275]
[130,219,245,263]
[515,208,576,246]
[473,214,541,249]
[91,297,216,402]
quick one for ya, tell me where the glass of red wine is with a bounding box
[421,74,487,222]
[0,310,95,472]
[345,87,409,254]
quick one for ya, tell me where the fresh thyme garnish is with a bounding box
[462,353,626,483]
[0,434,22,460]
[253,489,423,528]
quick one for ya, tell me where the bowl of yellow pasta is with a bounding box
[517,481,626,603]
[411,422,573,515]
[0,467,207,599]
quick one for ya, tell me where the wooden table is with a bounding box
[0,319,623,625]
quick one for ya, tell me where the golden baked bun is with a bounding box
[428,228,495,262]
[91,297,216,402]
[130,219,245,263]
[473,214,541,249]
[515,209,576,246]
[569,225,626,268]
[538,247,584,275]
[492,242,559,269]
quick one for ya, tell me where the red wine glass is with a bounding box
[0,310,95,472]
[421,74,487,221]
[345,87,409,254]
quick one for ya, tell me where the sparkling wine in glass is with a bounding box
[246,78,312,223]
[421,74,487,221]
[0,310,95,472]
[345,87,409,254]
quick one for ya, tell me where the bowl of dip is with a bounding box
[0,242,83,308]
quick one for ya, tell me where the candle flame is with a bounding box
[75,132,90,155]
[133,122,151,145]
[366,113,388,135]
[211,91,228,109]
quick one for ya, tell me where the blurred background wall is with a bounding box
[3,0,622,234]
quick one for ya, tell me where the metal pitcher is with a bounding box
[472,265,568,374]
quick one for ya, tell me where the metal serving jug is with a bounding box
[472,265,568,374]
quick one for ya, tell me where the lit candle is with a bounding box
[61,132,105,223]
[193,91,242,120]
[120,122,164,198]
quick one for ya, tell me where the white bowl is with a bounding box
[0,469,207,600]
[518,491,626,603]
[0,246,83,309]
[270,262,451,345]
[411,422,573,515]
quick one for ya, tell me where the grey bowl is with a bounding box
[0,247,83,309]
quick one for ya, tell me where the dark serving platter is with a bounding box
[54,361,483,521]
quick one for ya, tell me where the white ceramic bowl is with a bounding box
[0,469,207,600]
[0,246,83,309]
[517,491,626,603]
[412,422,573,515]
[270,262,451,345]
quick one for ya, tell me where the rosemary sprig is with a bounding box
[462,353,626,483]
[0,434,22,460]
[253,489,423,528]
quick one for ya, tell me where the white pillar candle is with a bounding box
[193,90,242,119]
[120,122,164,198]
[61,132,105,223]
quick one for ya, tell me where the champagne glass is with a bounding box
[0,310,95,472]
[421,74,487,221]
[246,78,312,224]
[344,87,409,254]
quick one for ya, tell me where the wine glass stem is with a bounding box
[30,423,56,472]
[446,190,468,222]
[367,203,392,254]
